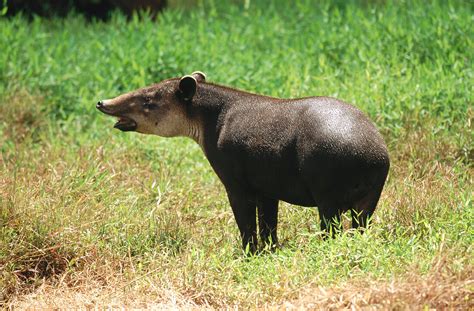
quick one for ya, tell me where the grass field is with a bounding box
[1,0,473,308]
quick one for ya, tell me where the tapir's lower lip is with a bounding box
[114,117,137,132]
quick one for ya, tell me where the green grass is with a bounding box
[1,0,473,308]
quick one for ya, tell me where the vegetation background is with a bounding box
[0,0,472,308]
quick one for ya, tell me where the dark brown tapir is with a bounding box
[96,72,390,253]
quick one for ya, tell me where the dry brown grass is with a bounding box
[283,260,473,310]
[6,259,473,309]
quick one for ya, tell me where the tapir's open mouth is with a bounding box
[114,117,137,132]
[96,101,137,132]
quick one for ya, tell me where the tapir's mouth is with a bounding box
[114,116,137,132]
[96,103,137,132]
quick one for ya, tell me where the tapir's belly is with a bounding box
[256,178,316,207]
[242,157,317,206]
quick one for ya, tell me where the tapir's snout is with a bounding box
[95,98,138,132]
[96,99,113,114]
[96,99,120,116]
[96,99,108,113]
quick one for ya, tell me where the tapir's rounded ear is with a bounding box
[179,75,197,101]
[191,71,206,82]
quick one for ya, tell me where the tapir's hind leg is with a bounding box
[351,182,385,230]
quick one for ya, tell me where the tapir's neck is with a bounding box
[186,118,205,148]
[194,82,275,109]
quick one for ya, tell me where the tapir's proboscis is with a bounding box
[96,72,390,253]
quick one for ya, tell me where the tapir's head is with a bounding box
[96,71,205,136]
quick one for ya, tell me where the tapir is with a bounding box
[96,72,390,253]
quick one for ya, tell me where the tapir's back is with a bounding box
[218,95,388,166]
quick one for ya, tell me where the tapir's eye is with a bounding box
[143,102,157,109]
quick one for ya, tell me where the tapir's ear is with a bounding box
[179,75,197,101]
[191,71,206,82]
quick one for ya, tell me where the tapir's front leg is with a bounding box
[257,196,279,250]
[225,186,258,254]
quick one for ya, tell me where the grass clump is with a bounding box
[0,0,473,308]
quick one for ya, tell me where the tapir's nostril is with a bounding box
[96,100,103,109]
